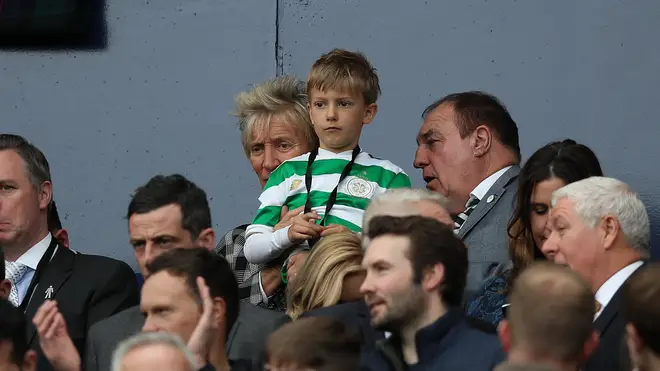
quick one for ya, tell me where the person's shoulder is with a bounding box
[73,253,136,277]
[302,300,367,318]
[239,301,289,322]
[357,151,408,174]
[89,305,142,335]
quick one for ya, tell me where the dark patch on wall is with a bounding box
[0,0,107,50]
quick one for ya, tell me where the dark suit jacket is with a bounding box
[301,300,384,352]
[24,239,140,371]
[458,166,519,300]
[84,301,289,371]
[585,263,647,371]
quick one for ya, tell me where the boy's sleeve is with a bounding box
[386,171,412,189]
[244,165,295,264]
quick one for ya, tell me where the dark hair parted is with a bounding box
[422,91,521,161]
[127,174,212,239]
[366,215,468,307]
[145,248,239,337]
[0,134,52,189]
[621,263,660,355]
[507,139,603,287]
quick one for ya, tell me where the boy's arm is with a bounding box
[244,224,293,264]
[244,167,295,264]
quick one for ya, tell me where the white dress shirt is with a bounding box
[12,233,54,305]
[594,260,644,320]
[470,166,513,201]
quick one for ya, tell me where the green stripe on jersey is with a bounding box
[264,159,405,191]
[252,205,282,228]
[284,191,370,212]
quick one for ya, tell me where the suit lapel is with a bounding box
[25,243,75,346]
[459,166,520,239]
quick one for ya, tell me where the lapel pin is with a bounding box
[45,285,54,299]
[487,195,495,203]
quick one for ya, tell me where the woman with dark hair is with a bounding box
[465,139,604,326]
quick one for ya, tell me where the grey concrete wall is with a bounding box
[2,0,659,267]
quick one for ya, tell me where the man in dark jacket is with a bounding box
[360,215,504,371]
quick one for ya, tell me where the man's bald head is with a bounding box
[503,262,597,364]
[363,189,453,242]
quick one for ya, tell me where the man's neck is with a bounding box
[2,228,49,261]
[507,349,580,371]
[209,342,230,371]
[400,299,447,365]
[591,247,643,293]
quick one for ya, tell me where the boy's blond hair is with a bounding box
[308,48,381,105]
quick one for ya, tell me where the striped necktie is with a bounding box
[5,261,29,307]
[454,195,480,232]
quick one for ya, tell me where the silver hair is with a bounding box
[111,332,197,371]
[552,176,650,254]
[233,75,317,156]
[362,188,453,246]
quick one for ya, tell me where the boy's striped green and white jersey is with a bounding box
[243,148,412,264]
[252,148,411,231]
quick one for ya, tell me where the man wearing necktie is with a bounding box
[542,176,650,371]
[413,91,522,299]
[0,134,139,371]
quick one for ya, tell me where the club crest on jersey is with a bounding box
[346,177,374,198]
[290,179,303,191]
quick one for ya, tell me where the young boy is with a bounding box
[244,48,411,266]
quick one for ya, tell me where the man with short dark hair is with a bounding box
[621,263,660,371]
[0,298,37,371]
[85,174,287,371]
[414,91,521,298]
[142,248,249,371]
[265,317,362,371]
[496,262,599,371]
[361,215,503,370]
[0,134,139,370]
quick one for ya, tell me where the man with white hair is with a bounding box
[541,176,650,371]
[111,332,197,371]
[300,188,455,351]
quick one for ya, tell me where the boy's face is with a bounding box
[308,88,377,153]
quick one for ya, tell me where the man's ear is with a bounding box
[0,279,10,300]
[212,297,227,332]
[38,181,53,211]
[498,320,512,353]
[472,125,492,157]
[54,229,70,249]
[421,263,444,293]
[23,349,37,371]
[196,228,216,251]
[362,103,378,125]
[600,215,619,251]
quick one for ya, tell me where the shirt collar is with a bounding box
[316,147,362,159]
[470,166,512,201]
[16,233,53,270]
[594,260,644,318]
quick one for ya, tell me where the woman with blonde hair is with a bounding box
[286,232,364,320]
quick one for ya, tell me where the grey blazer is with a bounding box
[84,302,288,371]
[458,166,520,300]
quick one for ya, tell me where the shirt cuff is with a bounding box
[258,271,270,304]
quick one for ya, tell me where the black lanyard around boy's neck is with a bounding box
[303,146,361,245]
